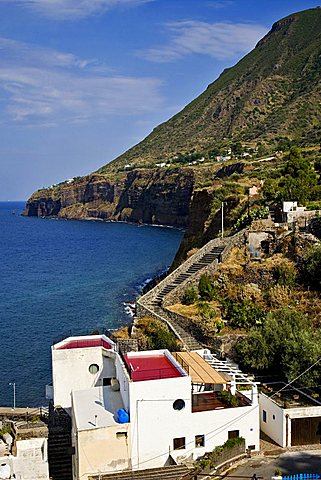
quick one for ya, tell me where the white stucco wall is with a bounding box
[260,393,321,447]
[52,346,116,409]
[129,377,259,470]
[76,425,131,480]
[0,438,49,479]
[115,354,130,412]
[259,393,286,447]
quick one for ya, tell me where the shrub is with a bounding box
[302,244,321,290]
[222,298,266,330]
[267,285,291,307]
[235,206,269,231]
[223,436,245,449]
[182,286,198,305]
[273,262,297,287]
[134,317,178,351]
[198,301,216,320]
[199,274,216,301]
[218,390,239,407]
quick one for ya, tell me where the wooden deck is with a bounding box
[192,392,251,413]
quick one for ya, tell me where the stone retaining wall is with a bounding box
[138,237,226,306]
[136,229,248,349]
[135,302,185,343]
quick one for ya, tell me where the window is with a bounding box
[195,435,205,448]
[173,399,185,411]
[88,364,99,374]
[116,432,128,439]
[248,445,256,450]
[263,410,267,423]
[173,437,186,450]
[273,414,276,420]
[228,430,239,440]
[103,377,112,386]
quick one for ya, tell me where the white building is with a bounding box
[0,437,49,480]
[260,383,321,447]
[50,335,260,480]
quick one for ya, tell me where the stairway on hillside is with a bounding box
[88,464,191,480]
[139,244,226,351]
[48,406,73,480]
[153,306,202,350]
[147,245,225,308]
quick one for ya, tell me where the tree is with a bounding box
[231,142,242,156]
[302,244,321,290]
[236,308,321,385]
[279,147,317,204]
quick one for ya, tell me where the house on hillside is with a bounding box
[260,383,321,447]
[48,335,260,480]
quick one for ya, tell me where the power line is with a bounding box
[270,357,321,398]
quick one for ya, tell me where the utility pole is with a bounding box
[9,382,16,410]
[221,202,224,238]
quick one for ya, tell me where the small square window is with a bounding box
[116,432,127,439]
[103,378,112,386]
[195,435,205,448]
[263,410,267,423]
[248,445,255,451]
[228,430,239,440]
[173,437,186,450]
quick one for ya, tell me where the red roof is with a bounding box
[57,337,113,350]
[124,353,183,382]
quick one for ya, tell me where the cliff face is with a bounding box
[24,168,194,228]
[172,190,241,267]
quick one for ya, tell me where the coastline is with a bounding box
[23,212,185,232]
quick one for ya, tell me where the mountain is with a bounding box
[100,6,321,172]
[24,8,321,238]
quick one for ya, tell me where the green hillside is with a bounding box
[99,7,321,173]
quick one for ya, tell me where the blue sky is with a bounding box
[0,0,319,200]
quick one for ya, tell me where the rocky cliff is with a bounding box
[24,168,194,228]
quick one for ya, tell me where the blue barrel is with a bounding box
[117,408,129,423]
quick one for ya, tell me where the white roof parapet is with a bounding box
[202,350,257,386]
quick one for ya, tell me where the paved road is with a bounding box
[226,451,321,479]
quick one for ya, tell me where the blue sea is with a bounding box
[0,202,183,407]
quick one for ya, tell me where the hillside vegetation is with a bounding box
[98,7,321,173]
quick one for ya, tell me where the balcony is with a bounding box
[192,391,251,413]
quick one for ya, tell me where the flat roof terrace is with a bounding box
[73,386,125,431]
[261,383,321,409]
[55,335,114,350]
[124,352,184,382]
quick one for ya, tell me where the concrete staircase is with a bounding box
[137,241,227,350]
[88,464,191,480]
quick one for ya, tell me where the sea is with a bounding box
[0,202,183,407]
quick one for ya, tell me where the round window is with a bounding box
[173,399,185,411]
[89,363,99,374]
